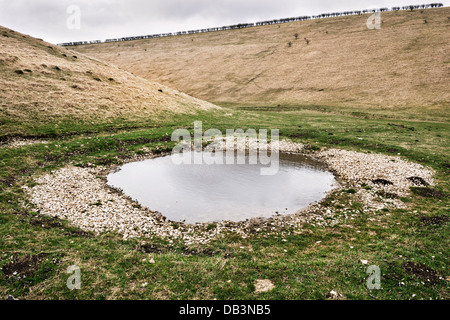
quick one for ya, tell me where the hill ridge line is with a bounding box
[58,3,445,46]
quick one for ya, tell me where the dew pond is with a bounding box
[107,152,336,224]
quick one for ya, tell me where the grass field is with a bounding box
[0,103,448,300]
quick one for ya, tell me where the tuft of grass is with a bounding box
[207,223,218,231]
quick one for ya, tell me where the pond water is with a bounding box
[107,152,336,224]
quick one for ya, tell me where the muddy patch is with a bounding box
[411,187,447,199]
[407,176,429,186]
[30,216,64,229]
[402,261,441,285]
[1,253,60,280]
[372,179,394,186]
[419,215,449,226]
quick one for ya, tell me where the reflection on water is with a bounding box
[107,152,336,224]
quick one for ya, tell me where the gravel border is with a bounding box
[25,140,435,244]
[0,138,49,149]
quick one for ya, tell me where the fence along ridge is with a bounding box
[58,3,444,46]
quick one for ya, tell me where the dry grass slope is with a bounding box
[0,26,218,137]
[73,8,450,111]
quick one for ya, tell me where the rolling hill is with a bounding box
[72,7,450,111]
[0,26,218,138]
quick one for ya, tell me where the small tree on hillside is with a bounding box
[294,33,299,40]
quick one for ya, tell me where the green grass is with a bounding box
[0,104,448,300]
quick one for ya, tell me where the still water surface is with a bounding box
[107,152,336,223]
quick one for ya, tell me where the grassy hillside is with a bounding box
[0,26,218,139]
[73,8,450,114]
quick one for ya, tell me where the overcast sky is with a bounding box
[1,0,448,44]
